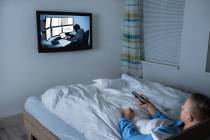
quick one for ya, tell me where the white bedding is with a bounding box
[41,74,190,140]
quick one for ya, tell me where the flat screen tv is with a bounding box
[36,11,92,53]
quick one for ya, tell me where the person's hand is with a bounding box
[121,107,135,120]
[136,94,158,115]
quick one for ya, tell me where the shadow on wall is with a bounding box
[206,32,210,72]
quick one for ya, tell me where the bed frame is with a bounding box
[23,111,210,140]
[23,112,59,140]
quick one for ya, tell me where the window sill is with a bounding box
[142,60,180,70]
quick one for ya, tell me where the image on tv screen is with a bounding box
[46,28,51,40]
[37,11,92,53]
[45,17,51,28]
[52,27,62,36]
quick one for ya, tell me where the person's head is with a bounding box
[180,93,210,129]
[73,24,80,32]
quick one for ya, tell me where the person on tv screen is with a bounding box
[66,24,84,42]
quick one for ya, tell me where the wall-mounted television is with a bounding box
[36,11,92,53]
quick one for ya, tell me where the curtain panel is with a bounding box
[121,0,144,78]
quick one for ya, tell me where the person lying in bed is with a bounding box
[119,93,210,140]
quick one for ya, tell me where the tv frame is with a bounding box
[36,11,92,53]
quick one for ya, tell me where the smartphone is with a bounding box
[132,91,146,104]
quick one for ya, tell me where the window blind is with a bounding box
[143,0,185,66]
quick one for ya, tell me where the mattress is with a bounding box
[24,96,86,140]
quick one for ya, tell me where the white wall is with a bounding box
[143,0,210,96]
[0,0,124,118]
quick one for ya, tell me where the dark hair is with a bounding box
[73,24,80,32]
[189,93,210,120]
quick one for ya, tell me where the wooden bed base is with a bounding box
[23,112,59,140]
[23,111,210,140]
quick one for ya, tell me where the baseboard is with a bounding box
[0,113,23,128]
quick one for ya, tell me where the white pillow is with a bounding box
[93,79,126,90]
[121,73,143,89]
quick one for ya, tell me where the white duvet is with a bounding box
[41,74,190,140]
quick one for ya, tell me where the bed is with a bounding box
[23,96,85,140]
[23,74,210,140]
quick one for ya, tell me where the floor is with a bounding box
[0,123,27,140]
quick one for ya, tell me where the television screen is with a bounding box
[36,11,92,53]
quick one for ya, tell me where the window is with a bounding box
[45,17,51,28]
[51,18,62,27]
[52,27,62,36]
[46,28,51,40]
[45,17,74,39]
[143,0,185,66]
[61,18,73,25]
[62,26,74,33]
